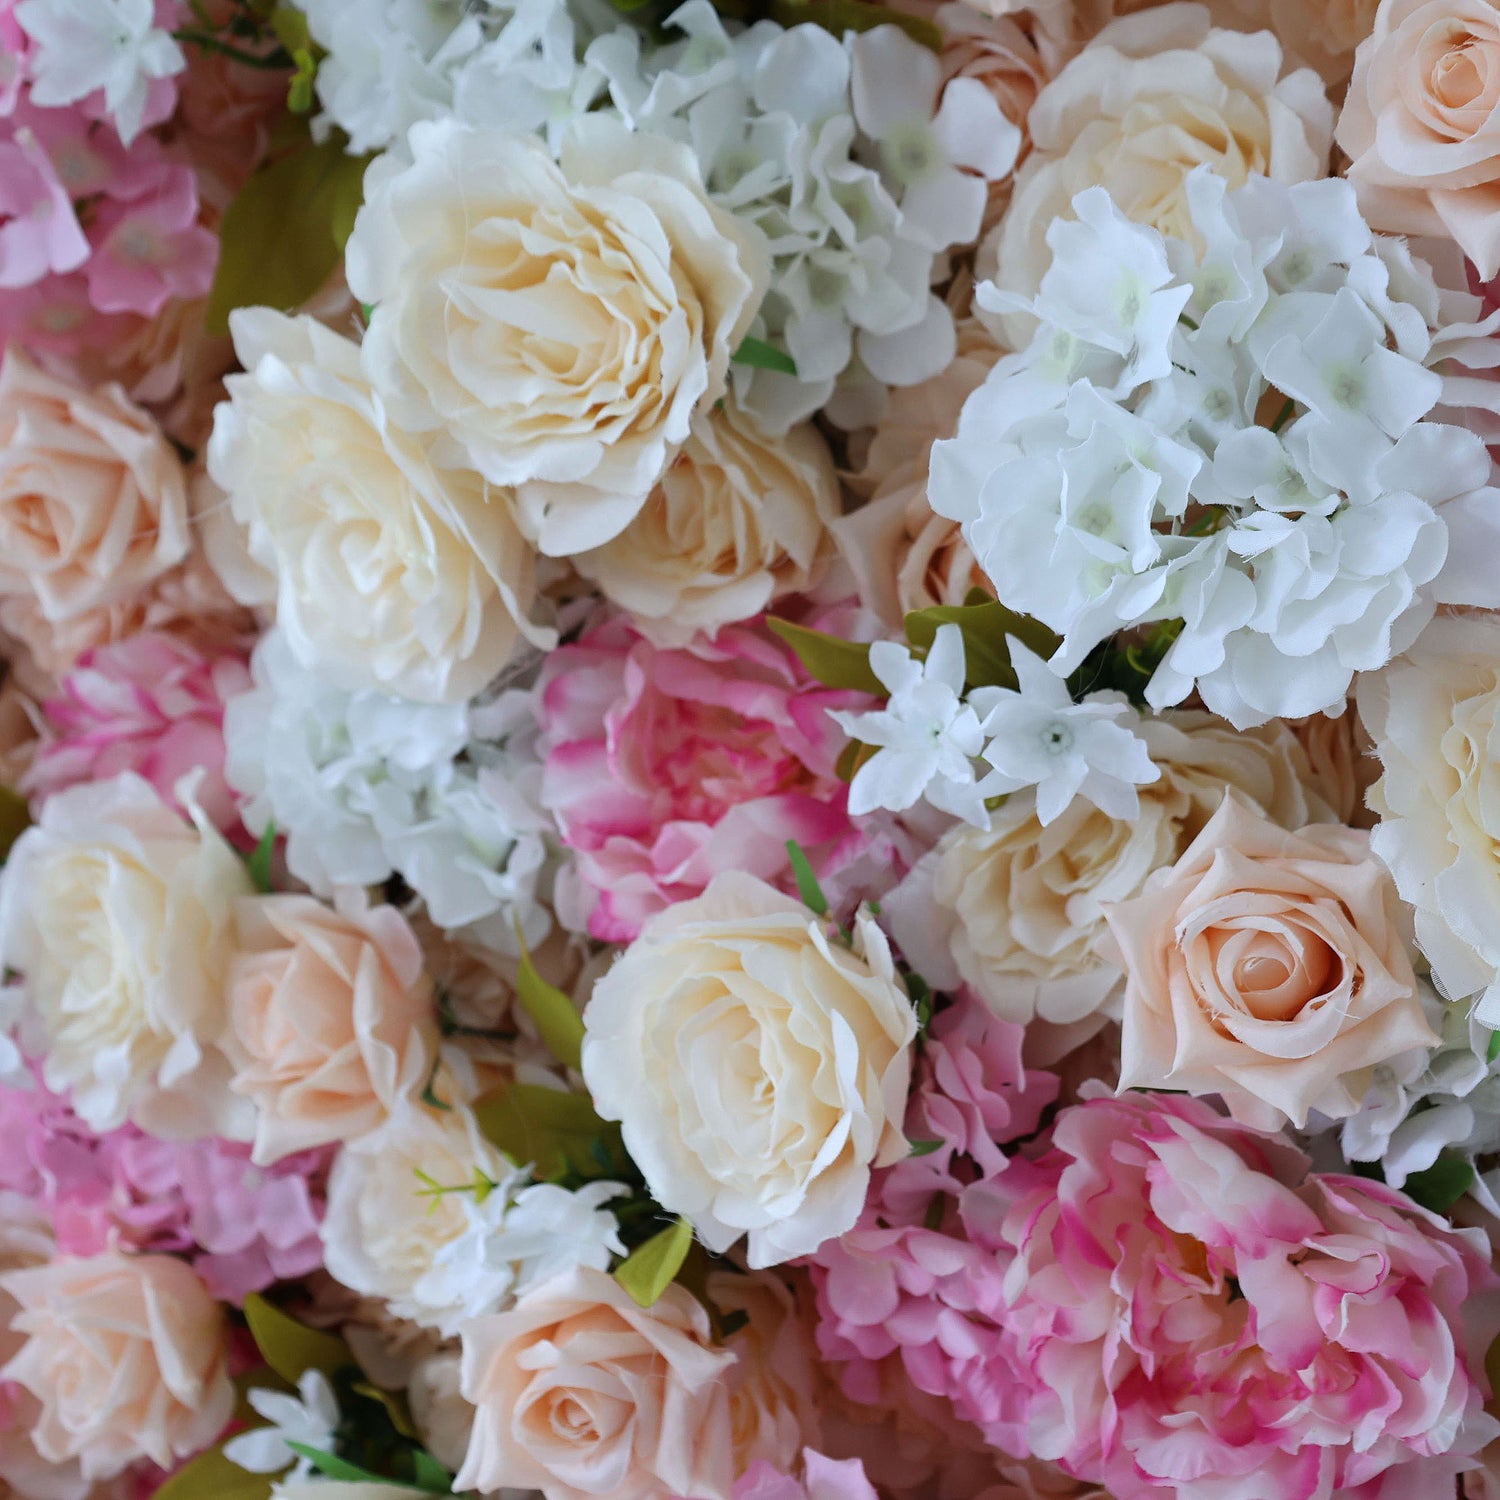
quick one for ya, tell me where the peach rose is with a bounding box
[456,1265,737,1500]
[1103,793,1437,1128]
[0,1252,232,1481]
[572,397,837,645]
[1338,0,1500,276]
[222,889,438,1163]
[0,354,190,629]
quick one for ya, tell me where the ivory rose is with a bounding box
[455,1265,737,1500]
[222,889,438,1163]
[581,872,917,1267]
[572,397,837,645]
[347,116,769,557]
[0,1252,233,1481]
[1103,793,1435,1128]
[985,4,1332,336]
[888,713,1338,1039]
[207,309,540,704]
[0,772,252,1138]
[1338,0,1500,278]
[0,353,190,624]
[1359,615,1500,1024]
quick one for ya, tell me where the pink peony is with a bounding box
[963,1092,1500,1498]
[538,616,870,941]
[26,631,250,833]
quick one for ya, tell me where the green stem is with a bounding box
[171,29,291,68]
[1268,397,1296,434]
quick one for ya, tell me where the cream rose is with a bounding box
[888,713,1339,1040]
[572,397,836,645]
[347,117,770,558]
[1103,793,1436,1128]
[0,353,190,624]
[0,1252,233,1481]
[455,1266,736,1500]
[1338,0,1500,277]
[1358,615,1500,1024]
[984,4,1332,338]
[320,1099,510,1335]
[0,772,252,1137]
[581,872,916,1268]
[206,309,540,704]
[223,889,438,1163]
[407,1352,474,1477]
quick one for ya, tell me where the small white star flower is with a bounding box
[223,1370,340,1478]
[974,643,1160,825]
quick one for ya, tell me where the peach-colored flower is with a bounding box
[0,1252,232,1481]
[222,890,438,1164]
[456,1265,737,1500]
[0,354,190,631]
[1338,0,1500,275]
[1103,793,1437,1128]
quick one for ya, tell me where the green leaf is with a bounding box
[410,1449,455,1493]
[287,48,317,113]
[242,1293,353,1385]
[903,600,1060,691]
[766,617,883,695]
[786,839,829,918]
[150,1442,274,1500]
[246,821,276,893]
[268,3,309,51]
[905,970,933,1032]
[0,785,29,863]
[733,336,798,376]
[207,131,372,335]
[907,1139,942,1157]
[285,1443,411,1488]
[514,940,585,1073]
[1488,1028,1500,1064]
[614,1217,694,1307]
[473,1083,626,1182]
[766,0,942,51]
[1402,1154,1476,1215]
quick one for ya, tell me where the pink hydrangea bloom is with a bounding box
[734,1451,880,1500]
[538,616,871,941]
[0,1072,329,1304]
[0,127,87,288]
[962,1092,1500,1499]
[26,631,251,834]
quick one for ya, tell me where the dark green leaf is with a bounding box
[410,1450,455,1494]
[284,1443,404,1487]
[786,839,829,918]
[907,1139,942,1157]
[614,1217,693,1307]
[473,1083,625,1182]
[246,821,276,893]
[733,336,798,376]
[514,942,585,1072]
[1402,1154,1475,1215]
[766,617,883,695]
[903,601,1059,690]
[243,1293,352,1385]
[767,0,941,51]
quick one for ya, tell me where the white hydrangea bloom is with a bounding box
[15,0,184,144]
[223,631,552,954]
[828,624,990,827]
[930,170,1500,729]
[224,1372,340,1479]
[589,1,1016,431]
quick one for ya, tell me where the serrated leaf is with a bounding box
[1402,1154,1475,1215]
[243,1294,352,1385]
[514,940,584,1073]
[785,839,828,917]
[614,1217,693,1307]
[732,335,798,376]
[246,821,276,894]
[767,0,941,51]
[903,601,1060,691]
[207,132,372,335]
[149,1442,274,1500]
[767,618,882,695]
[0,785,29,863]
[473,1083,625,1182]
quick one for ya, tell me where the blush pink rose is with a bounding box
[1338,0,1500,277]
[1103,792,1436,1129]
[538,617,868,942]
[0,1251,233,1481]
[26,631,250,834]
[456,1265,737,1500]
[222,890,438,1165]
[964,1091,1500,1499]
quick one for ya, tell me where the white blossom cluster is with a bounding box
[930,170,1500,729]
[222,631,553,954]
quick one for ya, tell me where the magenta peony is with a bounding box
[538,616,869,942]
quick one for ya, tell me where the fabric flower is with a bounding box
[537,617,866,942]
[581,872,917,1267]
[223,1371,339,1481]
[735,1452,879,1500]
[455,1265,737,1500]
[0,127,88,289]
[830,625,991,825]
[347,116,769,556]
